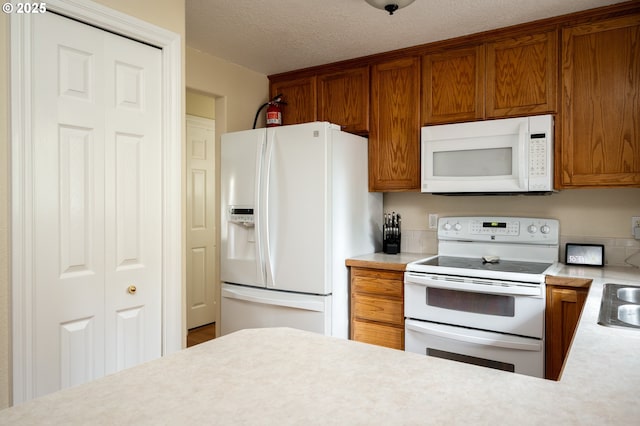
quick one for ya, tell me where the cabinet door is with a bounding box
[350,267,404,350]
[270,76,317,125]
[352,320,404,350]
[560,14,640,187]
[318,66,369,135]
[486,30,558,117]
[545,285,588,380]
[422,45,484,124]
[369,57,421,192]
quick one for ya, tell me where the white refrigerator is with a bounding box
[220,122,382,339]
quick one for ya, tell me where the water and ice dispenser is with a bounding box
[226,206,256,261]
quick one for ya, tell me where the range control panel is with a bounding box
[438,216,559,244]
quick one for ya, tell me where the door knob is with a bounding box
[128,285,137,295]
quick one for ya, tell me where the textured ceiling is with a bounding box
[186,0,624,76]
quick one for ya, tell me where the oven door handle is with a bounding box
[405,273,542,297]
[405,320,542,352]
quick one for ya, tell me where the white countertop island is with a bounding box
[0,265,639,425]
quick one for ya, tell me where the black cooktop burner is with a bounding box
[416,256,552,274]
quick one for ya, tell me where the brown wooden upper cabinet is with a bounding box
[559,14,640,188]
[486,30,557,118]
[270,76,317,126]
[422,45,485,124]
[369,57,421,192]
[422,30,557,125]
[317,66,369,135]
[269,67,369,133]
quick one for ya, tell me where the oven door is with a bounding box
[405,319,544,378]
[404,272,545,338]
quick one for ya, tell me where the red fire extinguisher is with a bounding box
[253,94,286,129]
[266,100,282,127]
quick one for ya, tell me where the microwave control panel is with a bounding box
[527,114,553,191]
[529,134,547,178]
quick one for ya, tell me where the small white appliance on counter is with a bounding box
[421,114,554,194]
[220,122,382,339]
[405,216,560,378]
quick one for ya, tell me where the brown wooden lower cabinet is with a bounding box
[350,267,405,350]
[545,276,591,380]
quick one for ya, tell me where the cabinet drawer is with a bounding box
[352,294,403,325]
[352,268,403,298]
[352,319,404,350]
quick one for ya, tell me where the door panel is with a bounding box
[32,11,162,396]
[34,11,106,398]
[59,318,95,389]
[115,134,143,266]
[59,126,95,277]
[186,116,217,329]
[265,124,328,294]
[220,129,265,287]
[116,307,146,370]
[104,24,162,375]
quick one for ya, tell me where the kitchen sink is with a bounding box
[598,283,640,330]
[618,305,640,326]
[617,287,640,304]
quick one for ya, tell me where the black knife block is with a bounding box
[383,229,401,254]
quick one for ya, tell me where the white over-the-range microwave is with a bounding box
[421,114,553,194]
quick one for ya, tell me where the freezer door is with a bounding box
[220,283,331,336]
[221,129,266,287]
[263,123,330,294]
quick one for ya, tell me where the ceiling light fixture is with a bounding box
[365,0,416,15]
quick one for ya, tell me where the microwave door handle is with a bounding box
[519,122,528,190]
[405,320,542,352]
[405,273,542,297]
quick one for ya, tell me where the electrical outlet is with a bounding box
[633,216,640,238]
[428,213,438,229]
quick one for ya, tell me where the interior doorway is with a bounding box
[186,90,217,343]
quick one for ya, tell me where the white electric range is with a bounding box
[404,216,561,378]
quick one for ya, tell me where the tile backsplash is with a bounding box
[401,229,640,267]
[560,235,640,267]
[401,230,437,255]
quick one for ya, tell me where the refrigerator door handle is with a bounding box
[262,129,276,288]
[255,134,267,285]
[221,286,326,312]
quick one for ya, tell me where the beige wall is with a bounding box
[385,189,640,236]
[186,46,269,133]
[0,0,185,408]
[0,10,10,411]
[186,89,215,120]
[385,188,640,264]
[95,0,184,35]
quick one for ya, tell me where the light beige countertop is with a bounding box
[1,265,638,424]
[550,264,640,409]
[345,252,431,271]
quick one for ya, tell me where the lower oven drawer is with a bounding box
[405,319,544,378]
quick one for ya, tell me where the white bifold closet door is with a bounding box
[31,11,162,398]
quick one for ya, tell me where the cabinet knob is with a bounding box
[128,285,137,295]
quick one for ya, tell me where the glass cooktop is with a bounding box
[415,256,552,275]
